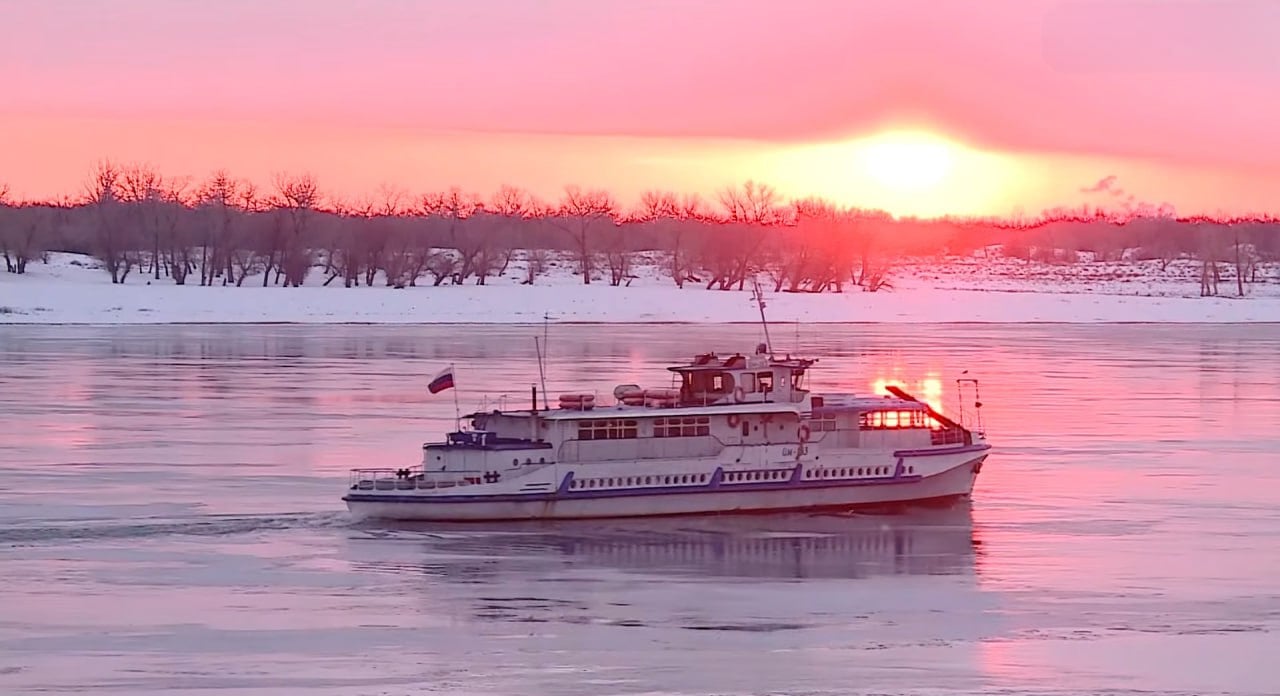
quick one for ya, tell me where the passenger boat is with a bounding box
[343,288,991,521]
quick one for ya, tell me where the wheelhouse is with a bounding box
[670,344,815,406]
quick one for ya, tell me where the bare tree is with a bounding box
[229,183,265,286]
[599,219,633,286]
[322,198,368,287]
[112,164,190,282]
[698,181,781,291]
[364,184,407,286]
[271,173,321,287]
[117,164,163,280]
[717,180,782,225]
[637,190,704,288]
[551,186,616,285]
[479,185,535,283]
[159,186,194,285]
[13,165,1280,302]
[82,160,138,284]
[0,202,55,274]
[1128,214,1185,271]
[421,188,483,283]
[1196,221,1223,297]
[846,209,896,292]
[1218,218,1268,296]
[194,170,249,286]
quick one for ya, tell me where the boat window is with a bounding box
[741,373,756,393]
[813,413,837,431]
[578,419,638,440]
[757,372,773,392]
[858,409,929,430]
[654,416,711,437]
[791,369,805,390]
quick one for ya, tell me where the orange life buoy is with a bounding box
[733,386,746,403]
[727,413,742,428]
[798,424,811,442]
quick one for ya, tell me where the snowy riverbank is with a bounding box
[3,252,1280,324]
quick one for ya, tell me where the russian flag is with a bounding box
[427,366,455,394]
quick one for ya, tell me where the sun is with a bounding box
[853,131,957,193]
[757,127,1012,218]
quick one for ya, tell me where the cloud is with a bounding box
[1080,175,1120,194]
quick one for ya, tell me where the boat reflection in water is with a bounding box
[349,499,977,581]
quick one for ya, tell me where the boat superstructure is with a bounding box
[343,340,991,522]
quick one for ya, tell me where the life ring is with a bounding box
[727,413,742,428]
[797,424,811,442]
[732,386,746,403]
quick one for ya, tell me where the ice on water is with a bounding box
[1,323,1277,695]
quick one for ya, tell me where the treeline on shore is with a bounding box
[2,162,1278,297]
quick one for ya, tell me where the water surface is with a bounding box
[1,323,1278,695]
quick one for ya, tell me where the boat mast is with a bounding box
[751,277,774,357]
[535,312,550,410]
[451,362,461,431]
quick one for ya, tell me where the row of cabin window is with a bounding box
[811,411,924,431]
[655,416,712,438]
[702,371,805,393]
[572,473,709,488]
[811,413,838,431]
[804,465,913,478]
[707,372,774,393]
[723,469,789,482]
[859,410,930,430]
[566,467,919,490]
[578,416,712,440]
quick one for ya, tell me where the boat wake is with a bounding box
[0,511,348,546]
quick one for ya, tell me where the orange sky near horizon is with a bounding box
[4,1,1280,219]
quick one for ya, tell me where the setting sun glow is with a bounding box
[762,130,1016,218]
[854,132,956,193]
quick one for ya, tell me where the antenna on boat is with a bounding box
[534,312,550,410]
[750,276,774,358]
[451,362,461,432]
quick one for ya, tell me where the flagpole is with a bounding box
[450,362,461,432]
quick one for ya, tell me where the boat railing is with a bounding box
[930,427,970,446]
[348,466,494,491]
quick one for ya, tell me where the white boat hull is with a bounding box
[344,449,988,522]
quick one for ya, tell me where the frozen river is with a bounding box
[1,323,1278,695]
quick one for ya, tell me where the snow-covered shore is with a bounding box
[3,253,1279,324]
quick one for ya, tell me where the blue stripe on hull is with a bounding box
[348,493,974,523]
[894,443,991,458]
[343,466,953,505]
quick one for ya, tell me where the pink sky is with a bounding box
[3,0,1279,217]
